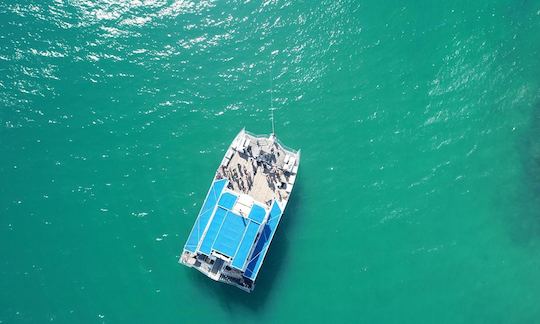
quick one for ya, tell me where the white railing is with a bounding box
[243,129,299,154]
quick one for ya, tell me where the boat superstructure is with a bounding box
[180,129,300,292]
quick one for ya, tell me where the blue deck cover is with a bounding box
[184,179,227,252]
[248,204,266,224]
[231,221,260,270]
[199,207,228,255]
[185,179,284,281]
[244,202,283,280]
[218,192,237,210]
[212,211,248,257]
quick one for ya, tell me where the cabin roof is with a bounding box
[184,179,283,276]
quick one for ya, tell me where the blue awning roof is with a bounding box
[184,180,284,281]
[199,207,228,255]
[248,204,266,224]
[231,221,260,270]
[218,192,237,210]
[243,202,283,280]
[212,211,248,257]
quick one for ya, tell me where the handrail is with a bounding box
[243,129,299,154]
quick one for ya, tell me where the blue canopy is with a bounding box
[248,204,266,224]
[243,202,283,280]
[184,180,284,281]
[218,192,237,209]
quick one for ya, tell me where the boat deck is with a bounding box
[217,134,296,205]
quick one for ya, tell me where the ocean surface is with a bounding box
[2,0,540,322]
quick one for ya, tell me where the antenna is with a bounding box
[271,108,275,135]
[270,62,275,136]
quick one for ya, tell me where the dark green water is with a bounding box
[2,0,540,322]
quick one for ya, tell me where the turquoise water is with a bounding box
[2,0,540,322]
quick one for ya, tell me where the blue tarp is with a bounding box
[231,221,260,270]
[185,180,285,281]
[248,204,266,224]
[218,192,237,210]
[199,207,228,255]
[244,202,282,280]
[184,179,227,252]
[212,211,247,257]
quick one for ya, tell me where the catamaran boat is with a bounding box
[179,129,300,292]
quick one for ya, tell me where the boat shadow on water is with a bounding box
[512,99,540,245]
[191,181,303,312]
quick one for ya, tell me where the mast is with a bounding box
[270,62,275,137]
[271,105,275,136]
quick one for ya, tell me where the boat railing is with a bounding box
[243,129,299,154]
